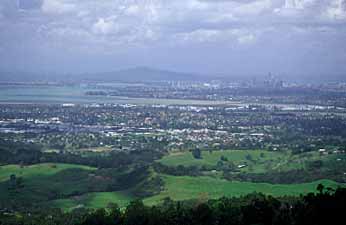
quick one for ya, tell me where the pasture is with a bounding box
[51,191,134,211]
[0,163,95,182]
[158,150,323,173]
[144,175,343,205]
[50,175,343,210]
[0,163,96,203]
[0,155,344,211]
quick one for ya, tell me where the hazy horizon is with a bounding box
[1,66,346,83]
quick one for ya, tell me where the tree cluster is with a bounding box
[0,186,345,225]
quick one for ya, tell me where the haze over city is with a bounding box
[0,0,346,80]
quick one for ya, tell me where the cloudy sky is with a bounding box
[0,0,346,78]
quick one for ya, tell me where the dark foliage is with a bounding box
[153,163,202,177]
[1,186,345,225]
[0,139,162,169]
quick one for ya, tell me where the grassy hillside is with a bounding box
[0,163,95,182]
[144,175,343,205]
[0,163,97,204]
[49,175,344,210]
[158,150,324,173]
[0,163,155,208]
[1,156,344,211]
[51,191,134,211]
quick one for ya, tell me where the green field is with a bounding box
[0,157,344,211]
[0,163,95,182]
[144,175,343,205]
[158,150,323,173]
[0,163,97,203]
[51,191,134,211]
[50,175,343,209]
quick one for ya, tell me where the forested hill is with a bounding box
[1,185,346,225]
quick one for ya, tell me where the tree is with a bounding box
[245,154,253,161]
[8,174,18,190]
[192,148,202,159]
[317,183,324,194]
[191,203,214,225]
[220,155,228,161]
[108,203,123,225]
[123,200,149,225]
[217,160,224,169]
[228,161,236,171]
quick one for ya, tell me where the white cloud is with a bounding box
[18,1,346,48]
[233,0,272,16]
[273,0,346,21]
[41,0,76,14]
[237,34,256,44]
[92,18,114,35]
[174,28,258,46]
[1,0,346,57]
[176,29,221,43]
[1,0,346,75]
[326,0,346,19]
[125,4,140,16]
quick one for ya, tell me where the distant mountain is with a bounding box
[78,67,203,82]
[0,71,56,83]
[0,67,206,83]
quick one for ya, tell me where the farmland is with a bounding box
[144,175,343,205]
[47,174,343,211]
[0,153,344,211]
[51,191,134,210]
[158,150,326,173]
[0,163,95,182]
